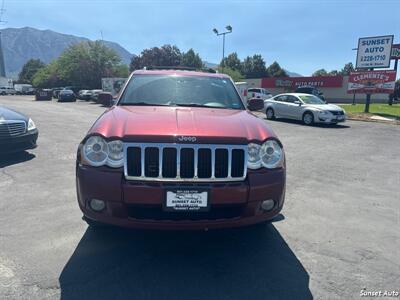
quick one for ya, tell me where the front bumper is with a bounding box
[81,95,92,100]
[76,164,286,230]
[317,114,346,124]
[59,96,76,102]
[0,129,38,154]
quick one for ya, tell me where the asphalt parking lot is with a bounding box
[0,95,399,300]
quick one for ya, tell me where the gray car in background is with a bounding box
[264,93,346,125]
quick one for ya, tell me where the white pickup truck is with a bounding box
[0,86,17,95]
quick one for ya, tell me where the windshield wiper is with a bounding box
[119,102,168,106]
[171,103,230,109]
[172,103,208,107]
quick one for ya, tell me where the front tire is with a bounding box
[303,112,314,125]
[266,108,275,120]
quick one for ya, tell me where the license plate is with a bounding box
[165,189,209,212]
[337,116,344,120]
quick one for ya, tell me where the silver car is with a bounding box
[264,93,346,125]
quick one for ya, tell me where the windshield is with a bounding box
[298,95,325,104]
[118,75,244,110]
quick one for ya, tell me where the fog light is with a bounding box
[90,199,105,211]
[261,199,275,211]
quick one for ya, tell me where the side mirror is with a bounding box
[97,92,113,107]
[247,98,264,111]
[294,100,302,105]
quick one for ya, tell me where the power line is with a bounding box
[0,0,7,26]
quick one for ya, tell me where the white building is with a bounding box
[0,76,13,87]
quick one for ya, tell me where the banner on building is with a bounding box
[391,44,400,59]
[356,35,393,69]
[262,76,343,89]
[347,70,396,94]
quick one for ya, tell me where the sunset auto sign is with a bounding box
[347,70,396,94]
[356,35,394,69]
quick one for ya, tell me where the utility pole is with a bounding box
[212,25,232,71]
[364,68,374,113]
[389,57,398,106]
[0,0,7,77]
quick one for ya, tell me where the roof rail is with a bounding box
[143,66,217,73]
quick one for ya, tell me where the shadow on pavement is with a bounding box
[59,223,312,300]
[265,118,350,129]
[0,151,35,168]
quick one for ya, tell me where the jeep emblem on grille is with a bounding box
[177,136,197,142]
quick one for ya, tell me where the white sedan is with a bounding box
[264,93,346,125]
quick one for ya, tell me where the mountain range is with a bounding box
[0,27,301,78]
[1,27,132,78]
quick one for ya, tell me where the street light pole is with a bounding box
[222,33,225,64]
[213,25,232,72]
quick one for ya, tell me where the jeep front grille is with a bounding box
[0,121,26,138]
[124,143,247,182]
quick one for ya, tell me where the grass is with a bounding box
[339,103,400,121]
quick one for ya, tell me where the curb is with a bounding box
[346,116,399,125]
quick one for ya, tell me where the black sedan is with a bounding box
[0,106,38,154]
[58,90,76,102]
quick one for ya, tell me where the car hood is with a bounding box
[303,103,343,111]
[88,106,278,144]
[0,106,28,122]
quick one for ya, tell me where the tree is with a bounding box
[312,69,328,76]
[217,66,244,82]
[18,59,46,84]
[266,61,287,77]
[112,64,130,78]
[181,49,204,68]
[32,41,122,89]
[220,52,241,71]
[328,70,339,76]
[241,54,268,78]
[340,62,355,75]
[32,61,65,88]
[130,44,182,71]
[59,41,121,88]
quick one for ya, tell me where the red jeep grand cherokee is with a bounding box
[76,69,286,230]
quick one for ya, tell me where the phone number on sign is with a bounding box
[360,55,386,62]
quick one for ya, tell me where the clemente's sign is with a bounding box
[356,35,393,69]
[347,70,396,94]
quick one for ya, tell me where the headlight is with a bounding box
[247,140,284,169]
[319,111,330,115]
[260,140,283,169]
[247,143,262,169]
[27,118,36,131]
[82,136,124,168]
[107,140,124,167]
[82,136,109,167]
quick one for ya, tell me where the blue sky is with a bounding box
[3,0,400,76]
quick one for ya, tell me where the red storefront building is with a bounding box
[246,75,391,103]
